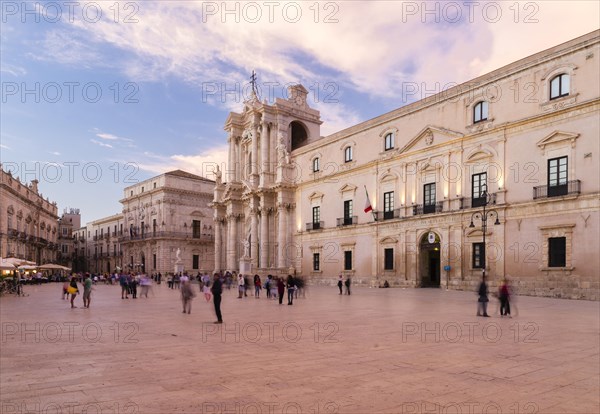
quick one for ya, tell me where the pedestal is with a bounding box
[174,263,184,274]
[239,256,251,275]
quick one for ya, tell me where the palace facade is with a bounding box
[119,170,215,275]
[213,30,600,299]
[0,166,59,264]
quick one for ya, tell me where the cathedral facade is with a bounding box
[213,31,600,299]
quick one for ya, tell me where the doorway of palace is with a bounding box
[419,232,441,287]
[141,255,146,273]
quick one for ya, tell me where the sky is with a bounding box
[1,1,599,225]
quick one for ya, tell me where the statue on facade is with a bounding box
[176,248,182,263]
[215,165,222,185]
[242,239,250,258]
[276,133,290,166]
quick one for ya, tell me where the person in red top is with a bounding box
[499,278,511,317]
[254,274,262,298]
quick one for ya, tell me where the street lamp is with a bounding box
[469,183,500,280]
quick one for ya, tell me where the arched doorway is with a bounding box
[419,232,441,287]
[290,121,308,150]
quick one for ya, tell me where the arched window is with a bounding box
[384,132,394,151]
[344,146,353,163]
[550,74,570,100]
[312,157,320,172]
[473,101,488,124]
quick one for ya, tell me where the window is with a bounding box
[140,221,145,237]
[313,253,320,271]
[153,254,157,269]
[192,220,201,238]
[383,191,394,220]
[550,74,569,100]
[384,248,394,270]
[153,182,157,189]
[472,173,487,207]
[344,200,353,225]
[548,156,568,197]
[344,251,352,270]
[141,186,144,192]
[312,206,321,229]
[473,101,488,123]
[423,183,436,213]
[312,157,320,172]
[473,242,485,269]
[548,237,566,267]
[344,146,353,163]
[153,219,157,236]
[130,191,133,196]
[384,133,394,151]
[192,254,199,269]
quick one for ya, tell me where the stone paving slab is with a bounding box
[1,283,599,413]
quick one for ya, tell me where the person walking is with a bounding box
[82,273,92,308]
[68,276,79,309]
[254,274,262,298]
[211,273,223,323]
[337,274,343,295]
[277,277,285,305]
[286,275,295,305]
[237,274,245,298]
[119,273,129,299]
[181,279,196,314]
[499,278,511,317]
[265,275,272,299]
[345,277,351,295]
[477,275,490,317]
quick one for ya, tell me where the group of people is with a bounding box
[477,275,513,317]
[337,275,351,295]
[62,274,93,308]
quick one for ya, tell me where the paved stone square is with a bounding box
[1,283,598,414]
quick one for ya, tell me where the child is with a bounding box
[203,281,212,302]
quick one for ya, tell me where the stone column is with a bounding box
[227,133,234,183]
[286,203,294,266]
[277,203,286,269]
[251,122,259,184]
[226,216,236,270]
[214,219,222,272]
[260,120,269,187]
[260,202,269,269]
[250,205,258,268]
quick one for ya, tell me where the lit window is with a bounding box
[550,74,569,100]
[473,101,488,123]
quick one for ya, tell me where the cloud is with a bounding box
[0,144,11,150]
[96,133,120,141]
[90,139,113,149]
[49,151,61,156]
[0,63,27,77]
[135,145,229,180]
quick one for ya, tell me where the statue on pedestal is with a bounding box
[276,133,290,166]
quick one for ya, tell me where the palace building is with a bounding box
[119,170,215,275]
[213,30,600,300]
[0,166,59,264]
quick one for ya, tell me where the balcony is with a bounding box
[306,221,324,231]
[336,216,358,227]
[93,235,98,241]
[119,231,214,243]
[533,180,581,200]
[460,193,496,209]
[413,201,443,215]
[374,209,401,221]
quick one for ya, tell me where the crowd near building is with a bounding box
[1,32,598,300]
[213,31,600,300]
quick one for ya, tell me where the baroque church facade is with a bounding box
[213,31,600,300]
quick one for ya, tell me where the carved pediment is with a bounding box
[466,145,496,163]
[190,210,206,217]
[400,126,463,154]
[339,184,358,195]
[537,131,579,150]
[308,191,325,202]
[379,236,398,244]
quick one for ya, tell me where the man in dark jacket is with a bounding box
[477,275,490,317]
[211,273,223,323]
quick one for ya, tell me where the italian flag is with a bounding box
[364,186,373,213]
